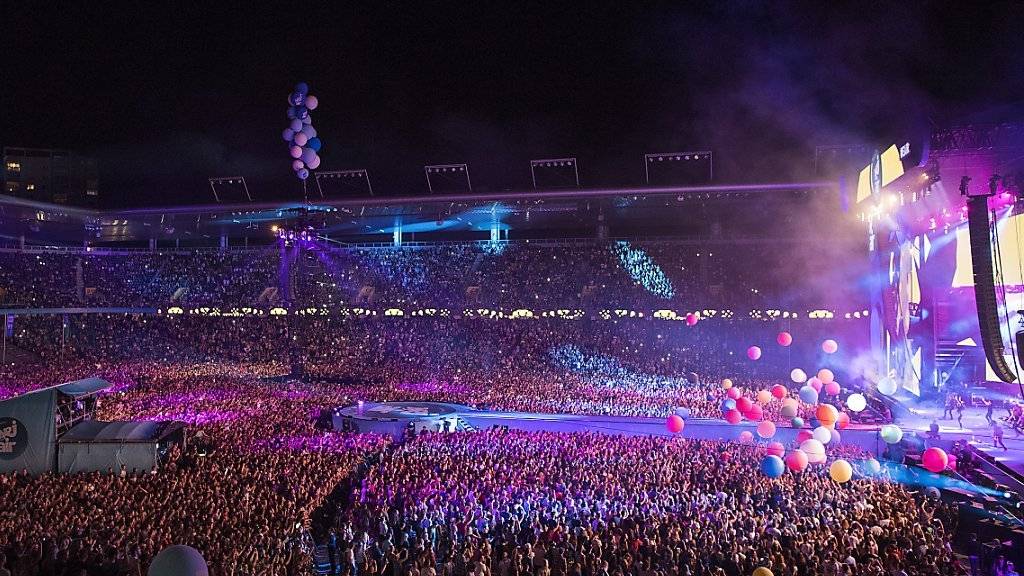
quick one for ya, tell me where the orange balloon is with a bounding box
[815,404,838,427]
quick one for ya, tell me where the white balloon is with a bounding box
[847,393,867,412]
[877,377,898,396]
[813,426,832,445]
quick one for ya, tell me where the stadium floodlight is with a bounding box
[315,169,373,198]
[530,157,579,189]
[424,163,471,194]
[208,177,252,203]
[643,152,712,185]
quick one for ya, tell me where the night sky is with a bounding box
[3,2,1023,206]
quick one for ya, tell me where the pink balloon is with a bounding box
[666,414,685,434]
[738,430,754,444]
[757,420,776,439]
[822,339,839,354]
[771,384,788,399]
[747,346,762,360]
[946,453,957,471]
[810,380,823,393]
[786,449,809,471]
[307,155,321,170]
[685,313,698,326]
[726,387,742,400]
[293,132,309,146]
[725,410,743,424]
[777,332,793,346]
[922,447,948,473]
[824,381,841,396]
[305,94,318,110]
[289,145,303,159]
[291,159,304,171]
[836,412,850,430]
[766,441,785,457]
[745,404,764,422]
[796,429,814,444]
[736,397,753,414]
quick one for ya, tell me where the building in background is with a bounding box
[3,147,99,206]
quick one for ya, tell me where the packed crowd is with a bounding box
[0,240,865,310]
[3,314,879,424]
[324,429,960,576]
[0,363,390,576]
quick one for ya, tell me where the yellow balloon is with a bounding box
[829,459,853,483]
[722,378,733,389]
[756,390,772,404]
[753,568,774,576]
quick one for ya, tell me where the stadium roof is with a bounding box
[0,181,839,246]
[59,420,186,443]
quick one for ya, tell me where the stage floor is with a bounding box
[893,403,1024,476]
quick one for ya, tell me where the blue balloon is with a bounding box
[293,106,308,120]
[720,399,736,413]
[307,137,321,152]
[798,385,818,404]
[809,417,821,429]
[297,168,309,180]
[295,82,309,95]
[760,455,785,478]
[290,92,304,106]
[790,417,804,428]
[286,107,296,120]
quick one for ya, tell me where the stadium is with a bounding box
[4,4,1024,576]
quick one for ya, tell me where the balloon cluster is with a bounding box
[281,82,322,180]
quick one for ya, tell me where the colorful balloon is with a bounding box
[289,145,303,159]
[307,137,322,151]
[727,387,741,400]
[666,414,685,434]
[685,313,698,326]
[785,449,809,471]
[822,339,839,354]
[766,441,785,457]
[756,389,772,404]
[297,168,309,180]
[305,94,318,110]
[760,455,785,478]
[290,118,304,132]
[721,378,733,390]
[836,412,850,430]
[816,404,838,427]
[721,398,736,412]
[877,377,898,396]
[922,447,948,473]
[291,159,305,171]
[880,424,903,444]
[771,384,788,400]
[946,453,957,471]
[776,332,792,346]
[282,128,295,141]
[757,420,776,439]
[736,397,753,414]
[725,410,743,424]
[798,385,818,405]
[747,346,762,360]
[863,458,881,476]
[829,459,853,483]
[738,430,754,444]
[846,393,867,412]
[824,381,841,396]
[800,439,826,463]
[817,369,835,384]
[745,404,764,422]
[796,429,814,443]
[293,132,309,146]
[307,155,321,170]
[790,417,804,428]
[813,426,832,444]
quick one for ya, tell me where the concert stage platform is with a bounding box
[331,401,889,453]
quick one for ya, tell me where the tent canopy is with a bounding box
[55,378,112,398]
[59,420,184,443]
